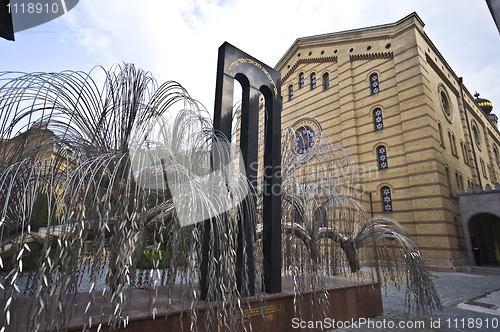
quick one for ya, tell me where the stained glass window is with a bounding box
[377,145,388,169]
[295,128,315,154]
[311,72,316,90]
[373,108,383,131]
[441,91,450,116]
[381,186,393,212]
[299,73,305,89]
[370,73,379,94]
[323,72,329,91]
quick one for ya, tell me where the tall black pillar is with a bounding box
[200,42,282,299]
[262,88,282,294]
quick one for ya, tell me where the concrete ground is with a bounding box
[330,268,500,331]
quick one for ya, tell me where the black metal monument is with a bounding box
[201,42,282,299]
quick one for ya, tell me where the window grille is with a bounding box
[377,145,388,169]
[381,186,393,212]
[370,73,379,94]
[374,108,383,131]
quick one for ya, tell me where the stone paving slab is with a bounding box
[329,271,500,331]
[456,290,500,316]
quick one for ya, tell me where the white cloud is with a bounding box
[56,0,375,108]
[13,0,500,116]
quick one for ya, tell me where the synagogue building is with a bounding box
[275,12,500,270]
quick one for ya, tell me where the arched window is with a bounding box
[299,73,305,89]
[460,141,469,164]
[315,207,328,227]
[451,134,457,156]
[455,172,461,190]
[447,131,458,155]
[381,186,393,212]
[288,84,294,101]
[472,123,481,147]
[377,145,388,169]
[373,108,383,131]
[481,159,488,178]
[370,73,380,94]
[292,209,301,224]
[445,166,453,194]
[310,72,316,90]
[494,144,500,168]
[459,174,464,190]
[438,123,444,147]
[323,72,330,91]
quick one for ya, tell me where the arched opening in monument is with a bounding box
[231,79,266,155]
[231,77,267,186]
[468,213,500,266]
[232,78,243,148]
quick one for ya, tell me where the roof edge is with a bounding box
[275,12,424,70]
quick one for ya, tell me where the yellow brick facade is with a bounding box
[275,13,500,270]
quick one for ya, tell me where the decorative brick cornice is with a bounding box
[281,56,337,84]
[349,52,394,61]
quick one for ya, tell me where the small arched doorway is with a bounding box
[468,213,500,266]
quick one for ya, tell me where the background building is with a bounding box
[275,12,500,270]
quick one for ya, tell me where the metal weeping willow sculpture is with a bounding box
[0,64,248,331]
[0,59,440,332]
[276,128,441,317]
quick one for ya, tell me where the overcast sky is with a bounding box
[2,0,500,116]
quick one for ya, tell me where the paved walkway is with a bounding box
[331,270,500,331]
[4,268,500,331]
